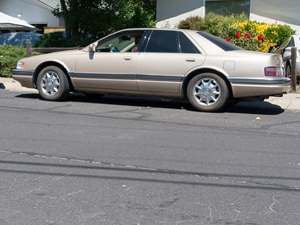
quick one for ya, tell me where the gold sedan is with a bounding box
[13,28,290,112]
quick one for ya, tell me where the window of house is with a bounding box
[205,0,251,17]
[146,30,180,53]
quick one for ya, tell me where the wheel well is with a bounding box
[33,61,73,90]
[182,68,233,98]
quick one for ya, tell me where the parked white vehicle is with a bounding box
[280,34,300,78]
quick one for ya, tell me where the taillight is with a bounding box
[264,66,284,77]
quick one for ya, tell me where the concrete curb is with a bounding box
[1,77,300,112]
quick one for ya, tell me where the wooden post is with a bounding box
[25,40,32,57]
[291,47,297,92]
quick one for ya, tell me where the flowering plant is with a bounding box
[178,14,295,52]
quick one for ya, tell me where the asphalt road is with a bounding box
[0,90,300,225]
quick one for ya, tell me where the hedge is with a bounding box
[35,32,83,47]
[178,14,295,52]
[0,45,27,77]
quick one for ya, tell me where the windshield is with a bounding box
[198,31,242,51]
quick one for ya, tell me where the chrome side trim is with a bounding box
[69,72,183,82]
[229,77,290,85]
[12,70,34,76]
[138,75,183,82]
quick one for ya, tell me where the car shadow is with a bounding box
[16,93,284,115]
[225,101,284,115]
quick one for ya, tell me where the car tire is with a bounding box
[187,73,229,112]
[37,66,70,101]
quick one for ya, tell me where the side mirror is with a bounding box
[88,44,96,53]
[88,44,96,60]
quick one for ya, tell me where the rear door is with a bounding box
[137,30,205,96]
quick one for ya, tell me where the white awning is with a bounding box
[0,12,35,31]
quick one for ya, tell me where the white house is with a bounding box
[0,0,63,31]
[156,0,300,32]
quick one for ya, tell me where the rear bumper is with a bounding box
[229,77,290,98]
[12,70,34,88]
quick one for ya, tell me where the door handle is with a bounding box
[124,56,132,61]
[185,58,196,62]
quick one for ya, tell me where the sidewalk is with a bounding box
[267,93,300,112]
[1,77,300,112]
[0,77,35,93]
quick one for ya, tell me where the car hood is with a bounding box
[19,49,85,72]
[37,49,83,57]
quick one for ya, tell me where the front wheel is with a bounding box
[37,66,70,101]
[187,73,229,112]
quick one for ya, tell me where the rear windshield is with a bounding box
[198,31,241,51]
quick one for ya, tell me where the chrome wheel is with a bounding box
[40,71,60,96]
[193,78,221,106]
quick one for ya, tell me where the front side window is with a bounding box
[146,30,180,53]
[96,30,144,53]
[205,0,251,17]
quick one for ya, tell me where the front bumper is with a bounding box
[229,77,290,98]
[12,70,34,88]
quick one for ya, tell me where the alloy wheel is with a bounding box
[40,71,61,96]
[193,78,221,106]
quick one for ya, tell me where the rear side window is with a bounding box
[179,32,200,54]
[198,31,241,51]
[146,30,179,53]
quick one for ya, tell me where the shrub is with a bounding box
[178,14,295,52]
[35,32,88,47]
[0,45,26,77]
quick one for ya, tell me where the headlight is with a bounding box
[16,61,25,70]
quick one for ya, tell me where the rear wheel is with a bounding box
[187,73,229,112]
[37,66,70,101]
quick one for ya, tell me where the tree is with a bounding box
[54,0,156,45]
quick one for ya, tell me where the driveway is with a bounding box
[0,90,300,225]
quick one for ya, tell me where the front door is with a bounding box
[72,30,145,93]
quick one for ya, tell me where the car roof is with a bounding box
[119,27,196,33]
[106,28,230,54]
